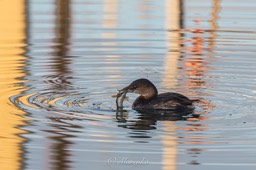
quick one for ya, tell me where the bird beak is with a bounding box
[118,84,134,94]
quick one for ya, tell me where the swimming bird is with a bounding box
[117,78,196,112]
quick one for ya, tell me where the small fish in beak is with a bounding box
[115,89,128,109]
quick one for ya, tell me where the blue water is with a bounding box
[1,0,256,170]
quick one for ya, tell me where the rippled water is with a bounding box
[1,0,256,170]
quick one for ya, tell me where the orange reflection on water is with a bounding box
[162,0,221,168]
[161,121,177,170]
[0,0,28,170]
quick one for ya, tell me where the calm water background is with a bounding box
[1,0,256,170]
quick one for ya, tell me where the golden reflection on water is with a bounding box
[162,0,221,168]
[0,0,240,169]
[163,0,182,89]
[0,0,27,170]
[209,0,221,50]
[102,0,123,81]
[161,0,182,169]
[161,121,177,170]
[102,0,118,47]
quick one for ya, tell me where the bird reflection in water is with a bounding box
[115,108,198,130]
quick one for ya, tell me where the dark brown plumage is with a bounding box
[119,79,195,111]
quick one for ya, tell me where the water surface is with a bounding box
[1,0,256,170]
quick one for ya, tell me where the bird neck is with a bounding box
[141,85,158,100]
